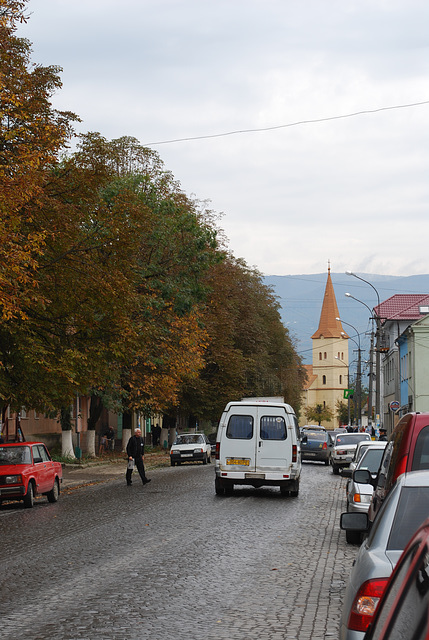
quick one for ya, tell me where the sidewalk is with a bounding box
[61,450,170,491]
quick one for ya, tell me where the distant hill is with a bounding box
[264,273,429,364]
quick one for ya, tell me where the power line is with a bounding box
[144,100,429,147]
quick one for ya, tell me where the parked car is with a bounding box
[170,433,211,466]
[348,440,384,476]
[207,432,217,456]
[301,429,333,465]
[363,517,429,640]
[341,444,387,544]
[330,432,371,474]
[367,412,429,525]
[301,424,326,432]
[339,470,429,639]
[0,442,62,508]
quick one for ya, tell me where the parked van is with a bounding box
[214,400,301,496]
[363,412,429,523]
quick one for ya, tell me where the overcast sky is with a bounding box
[18,0,429,277]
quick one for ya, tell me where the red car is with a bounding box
[0,442,62,508]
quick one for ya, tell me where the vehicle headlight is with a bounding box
[353,493,372,504]
[5,475,22,484]
[171,449,179,455]
[194,448,203,454]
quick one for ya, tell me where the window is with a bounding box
[226,415,253,439]
[324,352,327,359]
[319,352,322,360]
[322,375,326,385]
[339,375,342,384]
[260,416,287,441]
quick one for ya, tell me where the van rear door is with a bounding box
[221,405,257,471]
[256,406,291,472]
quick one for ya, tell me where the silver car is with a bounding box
[347,440,381,475]
[330,432,371,474]
[339,470,429,639]
[341,443,387,544]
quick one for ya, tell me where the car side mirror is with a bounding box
[301,435,308,444]
[353,469,373,485]
[340,512,369,532]
[340,467,352,478]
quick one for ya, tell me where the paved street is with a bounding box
[0,460,357,640]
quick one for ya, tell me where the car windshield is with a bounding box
[357,448,385,473]
[0,446,32,465]
[335,434,370,446]
[174,434,204,445]
[387,486,429,550]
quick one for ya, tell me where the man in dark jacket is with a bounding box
[126,428,151,486]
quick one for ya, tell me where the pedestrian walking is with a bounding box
[126,428,151,486]
[378,428,388,441]
[105,425,115,451]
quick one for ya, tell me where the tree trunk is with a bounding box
[86,429,96,457]
[122,429,131,453]
[61,430,76,458]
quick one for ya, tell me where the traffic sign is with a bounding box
[390,400,400,411]
[344,389,354,399]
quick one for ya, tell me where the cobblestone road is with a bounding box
[0,460,357,640]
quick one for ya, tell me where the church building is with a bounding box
[300,266,349,429]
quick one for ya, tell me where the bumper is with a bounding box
[0,485,26,498]
[215,468,300,488]
[170,452,205,463]
[302,451,329,462]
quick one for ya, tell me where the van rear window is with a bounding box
[226,415,253,439]
[260,416,287,440]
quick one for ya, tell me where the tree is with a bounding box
[304,403,334,426]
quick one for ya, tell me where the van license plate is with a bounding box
[226,458,250,466]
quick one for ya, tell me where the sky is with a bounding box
[17,0,429,277]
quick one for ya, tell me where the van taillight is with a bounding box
[215,442,220,460]
[394,453,407,480]
[292,445,297,462]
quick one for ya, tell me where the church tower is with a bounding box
[301,265,349,428]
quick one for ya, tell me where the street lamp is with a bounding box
[337,318,362,427]
[345,292,375,428]
[346,271,382,428]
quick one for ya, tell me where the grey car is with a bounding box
[330,432,371,474]
[339,470,429,640]
[300,429,333,464]
[340,443,387,544]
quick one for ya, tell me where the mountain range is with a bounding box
[264,272,429,365]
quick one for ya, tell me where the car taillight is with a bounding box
[322,442,327,450]
[292,445,297,462]
[348,578,389,632]
[337,449,347,455]
[215,442,220,460]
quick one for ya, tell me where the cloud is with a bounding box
[19,0,429,276]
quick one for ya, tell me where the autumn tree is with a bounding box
[304,403,334,426]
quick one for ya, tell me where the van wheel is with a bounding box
[280,486,289,496]
[215,478,225,495]
[224,482,234,495]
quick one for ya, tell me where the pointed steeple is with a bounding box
[311,264,348,339]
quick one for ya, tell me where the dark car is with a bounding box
[367,412,429,524]
[301,429,332,465]
[363,517,429,640]
[0,442,62,508]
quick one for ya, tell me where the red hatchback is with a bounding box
[0,442,62,508]
[368,413,429,523]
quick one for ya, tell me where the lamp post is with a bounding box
[345,292,375,428]
[337,318,362,427]
[346,271,382,428]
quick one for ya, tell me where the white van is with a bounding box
[214,400,301,496]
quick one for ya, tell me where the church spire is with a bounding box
[311,265,347,339]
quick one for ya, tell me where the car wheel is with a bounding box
[346,529,362,545]
[324,458,329,466]
[332,464,339,475]
[47,478,60,503]
[171,460,176,466]
[202,454,207,465]
[207,454,211,464]
[23,482,34,508]
[215,478,225,495]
